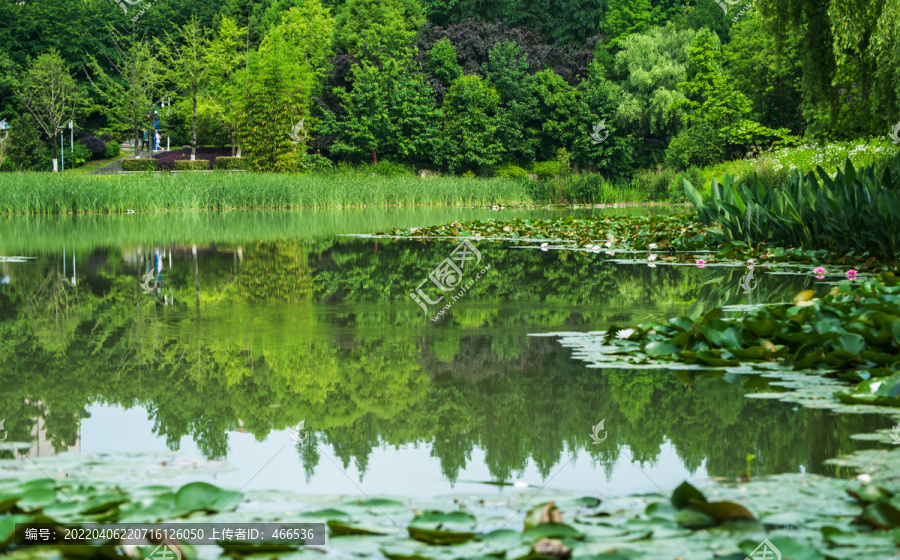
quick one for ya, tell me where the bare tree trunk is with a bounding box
[52,135,59,172]
[231,128,236,157]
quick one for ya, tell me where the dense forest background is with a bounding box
[0,0,898,176]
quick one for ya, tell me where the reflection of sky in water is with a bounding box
[82,404,705,498]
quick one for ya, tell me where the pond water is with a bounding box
[0,206,884,501]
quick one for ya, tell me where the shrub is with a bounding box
[121,158,158,172]
[632,167,677,201]
[665,121,725,170]
[173,160,211,171]
[299,154,333,171]
[64,142,92,167]
[98,133,113,143]
[371,161,410,177]
[104,141,121,159]
[79,136,107,159]
[531,161,561,180]
[215,156,249,171]
[6,117,50,171]
[494,164,528,179]
[735,160,789,190]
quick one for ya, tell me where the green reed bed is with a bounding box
[0,172,536,214]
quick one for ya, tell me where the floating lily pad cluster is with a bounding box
[4,452,900,559]
[552,273,900,408]
[378,215,714,253]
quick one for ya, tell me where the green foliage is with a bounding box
[531,161,561,180]
[322,59,439,165]
[332,0,425,60]
[757,0,900,137]
[631,166,698,202]
[483,41,538,162]
[215,156,249,170]
[613,24,695,140]
[723,13,803,134]
[493,164,528,179]
[678,28,793,155]
[87,33,163,159]
[299,153,334,171]
[240,32,308,172]
[266,0,335,88]
[426,38,462,89]
[665,121,724,170]
[684,153,900,258]
[64,142,91,168]
[369,160,410,176]
[173,160,211,171]
[5,116,50,171]
[573,61,636,178]
[17,49,84,168]
[103,141,121,159]
[437,75,502,173]
[121,158,159,172]
[531,70,581,161]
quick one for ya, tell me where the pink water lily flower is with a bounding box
[696,259,706,269]
[813,266,826,275]
[847,269,858,280]
[815,275,825,279]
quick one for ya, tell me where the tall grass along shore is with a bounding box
[0,170,658,214]
[0,172,536,214]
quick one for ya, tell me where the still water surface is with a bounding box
[0,207,882,498]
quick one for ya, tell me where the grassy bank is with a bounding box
[0,171,538,214]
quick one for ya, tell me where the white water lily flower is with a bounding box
[513,481,529,488]
[585,244,594,249]
[540,243,549,248]
[648,243,658,250]
[647,254,658,262]
[857,474,873,484]
[616,328,636,340]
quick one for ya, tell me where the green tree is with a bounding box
[160,18,212,161]
[332,0,425,61]
[758,0,900,136]
[426,38,462,92]
[322,59,439,164]
[265,0,336,90]
[87,32,163,159]
[613,24,696,142]
[723,13,804,134]
[676,28,791,156]
[573,62,635,178]
[437,74,502,172]
[16,50,84,172]
[207,17,250,156]
[600,0,655,59]
[532,70,582,161]
[240,32,308,171]
[483,41,539,163]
